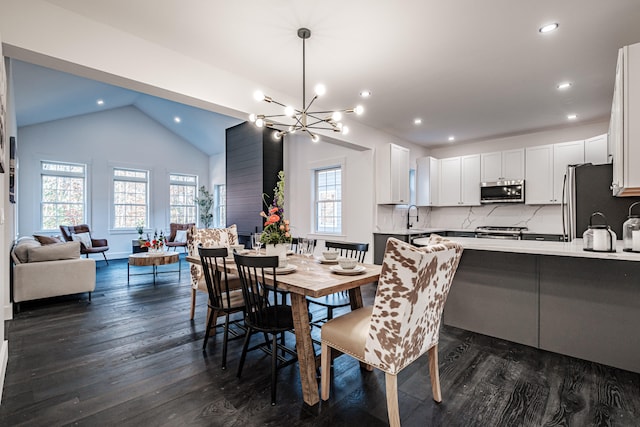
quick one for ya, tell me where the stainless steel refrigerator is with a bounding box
[562,163,640,241]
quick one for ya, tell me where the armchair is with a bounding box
[59,224,109,265]
[166,223,195,253]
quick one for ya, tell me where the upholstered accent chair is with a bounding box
[320,236,463,427]
[59,224,109,265]
[187,225,240,320]
[166,222,195,253]
[198,246,246,369]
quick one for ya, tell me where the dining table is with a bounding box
[186,251,381,406]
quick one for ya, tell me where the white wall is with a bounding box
[17,106,210,259]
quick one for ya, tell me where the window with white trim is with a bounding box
[314,166,342,234]
[213,184,226,228]
[113,167,148,229]
[40,161,86,230]
[169,173,197,224]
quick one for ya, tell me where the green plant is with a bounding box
[260,171,292,245]
[195,185,214,228]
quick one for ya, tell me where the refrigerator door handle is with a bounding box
[561,172,568,241]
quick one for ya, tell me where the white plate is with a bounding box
[286,250,295,255]
[330,265,366,275]
[265,264,298,275]
[316,257,339,264]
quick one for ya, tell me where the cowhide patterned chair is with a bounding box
[320,235,463,427]
[187,225,240,321]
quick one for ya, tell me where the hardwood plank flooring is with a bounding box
[1,257,639,426]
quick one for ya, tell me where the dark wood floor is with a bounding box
[1,257,639,426]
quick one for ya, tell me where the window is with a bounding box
[113,168,148,229]
[314,167,342,234]
[169,173,197,224]
[213,184,226,228]
[40,161,86,230]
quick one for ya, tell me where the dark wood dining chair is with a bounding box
[198,246,246,369]
[307,240,369,323]
[321,236,464,427]
[233,253,298,405]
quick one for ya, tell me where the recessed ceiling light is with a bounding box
[414,118,422,125]
[174,116,181,123]
[567,114,577,120]
[360,90,372,98]
[448,136,455,142]
[539,23,559,33]
[96,99,104,106]
[557,82,572,90]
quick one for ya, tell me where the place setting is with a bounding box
[316,250,339,264]
[329,258,366,275]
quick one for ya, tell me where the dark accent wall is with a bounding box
[226,122,283,242]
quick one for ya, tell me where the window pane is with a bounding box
[113,168,149,229]
[315,167,342,234]
[40,161,86,230]
[169,174,197,224]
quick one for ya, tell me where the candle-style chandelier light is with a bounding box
[249,28,364,142]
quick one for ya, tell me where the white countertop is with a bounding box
[374,228,467,236]
[412,236,640,262]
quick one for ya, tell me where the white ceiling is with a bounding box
[13,0,640,150]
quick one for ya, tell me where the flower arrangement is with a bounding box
[260,170,292,245]
[141,230,165,251]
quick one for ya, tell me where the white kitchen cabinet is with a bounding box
[377,143,410,204]
[416,156,439,206]
[611,42,640,196]
[438,155,480,206]
[584,133,609,165]
[526,141,584,204]
[480,148,524,182]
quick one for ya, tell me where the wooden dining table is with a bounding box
[186,252,381,406]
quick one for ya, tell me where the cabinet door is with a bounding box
[391,144,410,203]
[584,134,609,165]
[439,157,462,206]
[553,140,584,203]
[525,145,554,204]
[502,148,525,180]
[480,152,502,182]
[461,154,480,205]
[416,156,438,206]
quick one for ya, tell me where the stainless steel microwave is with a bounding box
[480,180,525,204]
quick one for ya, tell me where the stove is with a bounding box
[475,226,528,240]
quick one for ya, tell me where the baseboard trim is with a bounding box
[0,340,8,405]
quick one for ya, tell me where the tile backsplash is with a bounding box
[377,203,563,234]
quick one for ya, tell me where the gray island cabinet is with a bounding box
[413,236,640,374]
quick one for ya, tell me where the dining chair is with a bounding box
[320,236,463,427]
[307,240,369,324]
[233,253,298,405]
[198,246,246,369]
[187,224,239,320]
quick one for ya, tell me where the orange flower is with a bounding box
[269,207,279,214]
[268,214,280,223]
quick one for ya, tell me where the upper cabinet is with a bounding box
[416,156,439,206]
[584,133,609,165]
[611,42,640,196]
[377,143,410,204]
[525,140,584,204]
[480,148,525,182]
[438,154,480,206]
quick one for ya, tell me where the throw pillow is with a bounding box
[28,241,81,262]
[33,235,62,245]
[174,229,188,243]
[71,232,93,248]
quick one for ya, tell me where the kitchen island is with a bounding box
[412,236,640,374]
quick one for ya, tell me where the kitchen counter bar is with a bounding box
[413,236,640,262]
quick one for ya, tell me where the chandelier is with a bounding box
[249,28,363,142]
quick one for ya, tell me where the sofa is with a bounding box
[11,236,96,304]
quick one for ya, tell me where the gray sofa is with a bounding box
[11,237,96,304]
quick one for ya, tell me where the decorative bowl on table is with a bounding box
[338,258,357,270]
[322,251,339,261]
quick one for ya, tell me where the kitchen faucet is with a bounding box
[407,205,419,229]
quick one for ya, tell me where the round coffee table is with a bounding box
[128,252,181,285]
